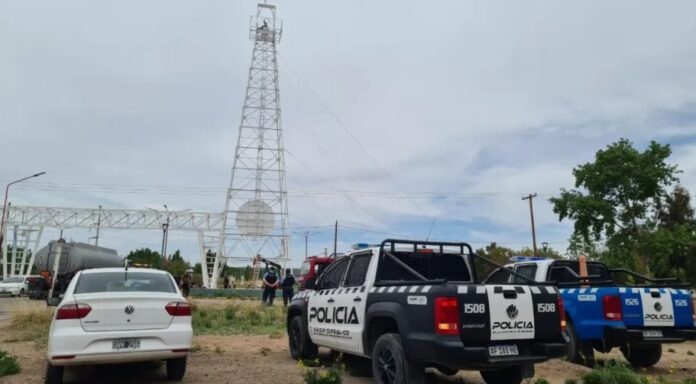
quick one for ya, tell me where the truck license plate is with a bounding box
[112,338,141,350]
[642,330,663,338]
[489,344,518,357]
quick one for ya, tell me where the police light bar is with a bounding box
[509,256,548,262]
[351,243,380,250]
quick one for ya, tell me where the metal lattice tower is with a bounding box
[205,3,288,286]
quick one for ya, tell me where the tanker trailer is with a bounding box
[33,239,122,295]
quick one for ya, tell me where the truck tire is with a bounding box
[621,343,662,367]
[344,354,372,377]
[480,366,523,384]
[372,333,424,384]
[44,362,64,384]
[565,321,595,366]
[166,356,187,381]
[288,316,318,360]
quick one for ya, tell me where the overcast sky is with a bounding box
[1,0,695,266]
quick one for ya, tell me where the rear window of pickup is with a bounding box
[548,261,612,284]
[377,251,472,282]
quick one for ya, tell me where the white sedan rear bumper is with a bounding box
[47,320,192,366]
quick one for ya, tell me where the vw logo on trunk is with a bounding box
[125,305,135,315]
[654,302,662,312]
[506,304,518,319]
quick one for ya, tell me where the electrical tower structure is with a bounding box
[206,3,288,286]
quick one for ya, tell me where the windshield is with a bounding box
[300,261,310,276]
[3,277,24,283]
[74,272,176,294]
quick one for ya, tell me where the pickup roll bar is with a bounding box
[550,265,614,287]
[378,239,547,286]
[609,268,691,288]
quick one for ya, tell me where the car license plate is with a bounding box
[489,344,518,357]
[112,338,141,350]
[642,330,663,338]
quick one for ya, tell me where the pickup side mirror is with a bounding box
[47,297,61,307]
[304,278,316,290]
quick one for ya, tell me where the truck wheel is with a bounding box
[344,354,372,377]
[372,333,424,384]
[166,356,187,380]
[44,362,64,384]
[480,366,522,384]
[564,321,582,364]
[621,343,662,367]
[565,321,595,366]
[288,316,317,360]
[19,288,25,297]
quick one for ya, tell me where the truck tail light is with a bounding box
[166,302,192,316]
[603,295,622,321]
[56,303,92,320]
[435,297,459,335]
[557,295,566,332]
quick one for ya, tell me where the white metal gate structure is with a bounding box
[0,205,225,283]
[215,3,289,280]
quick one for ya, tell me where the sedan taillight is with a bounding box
[166,302,192,316]
[56,303,92,320]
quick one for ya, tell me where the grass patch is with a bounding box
[3,305,53,346]
[533,379,550,384]
[192,301,285,335]
[0,350,21,377]
[581,362,646,384]
[687,350,694,356]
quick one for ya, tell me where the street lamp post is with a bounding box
[161,204,169,264]
[1,172,46,278]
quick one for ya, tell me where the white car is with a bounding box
[0,275,36,296]
[45,268,192,384]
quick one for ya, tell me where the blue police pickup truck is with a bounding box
[487,257,696,367]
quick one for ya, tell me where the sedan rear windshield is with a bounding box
[74,272,176,294]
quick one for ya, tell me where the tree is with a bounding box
[658,185,695,229]
[170,250,183,262]
[644,185,696,285]
[551,139,680,270]
[126,248,163,268]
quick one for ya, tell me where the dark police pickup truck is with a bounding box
[286,239,568,384]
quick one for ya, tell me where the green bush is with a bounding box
[0,351,20,377]
[565,379,578,384]
[581,363,646,384]
[534,379,550,384]
[302,368,342,384]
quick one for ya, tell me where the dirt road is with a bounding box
[3,333,696,384]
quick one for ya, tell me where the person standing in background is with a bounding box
[280,268,296,307]
[262,267,279,305]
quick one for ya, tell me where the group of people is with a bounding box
[262,267,295,306]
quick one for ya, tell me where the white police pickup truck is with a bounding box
[286,239,568,384]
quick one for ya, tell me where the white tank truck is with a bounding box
[33,239,122,297]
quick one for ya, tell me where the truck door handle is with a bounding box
[353,297,362,302]
[328,298,335,303]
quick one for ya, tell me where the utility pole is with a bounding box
[522,193,539,256]
[294,231,319,259]
[333,221,338,257]
[95,205,102,247]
